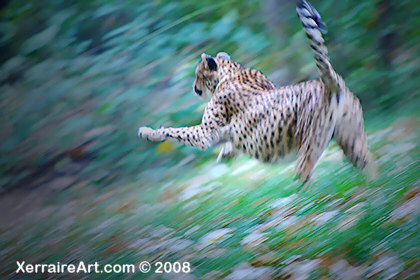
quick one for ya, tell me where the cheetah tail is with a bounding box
[296,0,341,91]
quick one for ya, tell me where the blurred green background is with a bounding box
[0,0,419,279]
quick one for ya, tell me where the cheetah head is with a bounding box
[193,52,231,99]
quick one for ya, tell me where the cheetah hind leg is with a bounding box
[217,141,236,162]
[296,111,336,183]
[333,94,377,180]
[296,127,334,182]
[296,97,339,182]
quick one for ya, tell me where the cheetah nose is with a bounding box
[194,85,202,96]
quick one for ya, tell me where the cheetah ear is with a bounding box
[206,56,217,71]
[201,53,207,61]
[216,52,230,60]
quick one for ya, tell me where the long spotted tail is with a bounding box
[296,0,341,92]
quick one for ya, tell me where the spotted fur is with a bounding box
[138,0,376,182]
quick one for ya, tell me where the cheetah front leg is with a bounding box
[217,141,236,162]
[138,124,219,151]
[139,95,229,153]
[215,123,237,161]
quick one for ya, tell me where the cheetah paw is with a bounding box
[138,127,163,141]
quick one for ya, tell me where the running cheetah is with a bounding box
[138,0,376,182]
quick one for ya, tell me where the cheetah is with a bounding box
[138,0,376,182]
